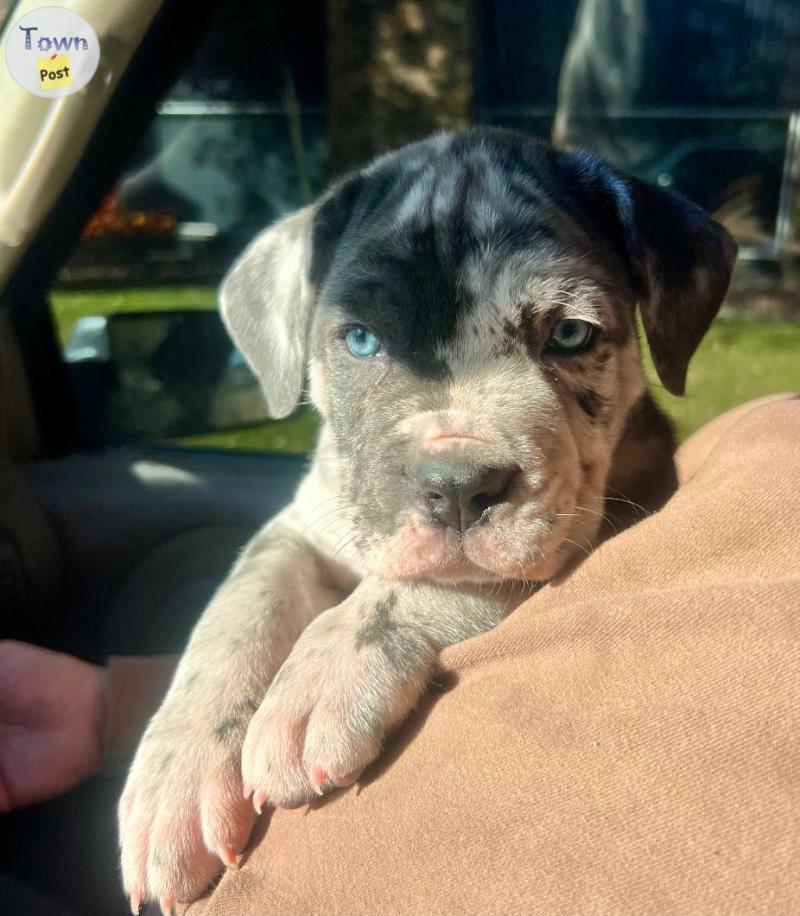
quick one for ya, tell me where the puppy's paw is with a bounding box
[241,596,434,809]
[119,687,258,912]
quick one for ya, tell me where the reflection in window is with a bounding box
[52,0,800,452]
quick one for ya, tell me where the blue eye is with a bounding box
[345,327,382,358]
[545,319,594,354]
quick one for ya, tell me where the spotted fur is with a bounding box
[119,128,736,910]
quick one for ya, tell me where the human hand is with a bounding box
[0,640,106,811]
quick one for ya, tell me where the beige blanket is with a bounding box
[187,395,800,915]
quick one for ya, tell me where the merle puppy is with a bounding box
[119,128,736,911]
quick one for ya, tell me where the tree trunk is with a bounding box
[327,0,474,172]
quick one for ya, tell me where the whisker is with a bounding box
[573,504,620,537]
[584,492,650,520]
[329,535,359,562]
[561,536,593,558]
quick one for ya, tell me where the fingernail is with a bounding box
[159,896,175,916]
[253,788,268,814]
[130,892,142,915]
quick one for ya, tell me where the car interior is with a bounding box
[0,2,312,912]
[1,0,798,912]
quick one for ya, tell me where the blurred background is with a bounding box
[52,0,800,451]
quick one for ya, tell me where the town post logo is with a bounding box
[5,7,100,98]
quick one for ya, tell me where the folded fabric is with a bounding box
[186,396,800,916]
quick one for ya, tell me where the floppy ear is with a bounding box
[220,172,365,418]
[219,206,316,419]
[563,152,738,395]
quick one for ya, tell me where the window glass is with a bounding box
[53,0,326,452]
[52,0,800,451]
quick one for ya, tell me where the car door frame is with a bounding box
[1,0,220,455]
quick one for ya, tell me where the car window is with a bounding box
[50,0,800,452]
[51,0,325,452]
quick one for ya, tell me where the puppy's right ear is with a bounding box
[220,173,365,419]
[219,205,316,419]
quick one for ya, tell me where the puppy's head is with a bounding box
[221,128,736,583]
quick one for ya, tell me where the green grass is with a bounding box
[50,286,322,453]
[51,286,218,345]
[50,287,799,453]
[179,407,319,454]
[643,316,800,440]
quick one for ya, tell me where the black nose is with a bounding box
[415,462,514,532]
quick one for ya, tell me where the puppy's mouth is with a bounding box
[380,499,583,583]
[373,430,601,582]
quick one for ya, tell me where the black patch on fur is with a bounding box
[307,126,732,394]
[501,318,518,350]
[242,695,259,714]
[354,592,428,675]
[576,388,604,419]
[332,226,464,378]
[314,132,572,378]
[355,591,399,650]
[213,716,243,743]
[212,696,260,744]
[501,303,543,359]
[516,303,543,360]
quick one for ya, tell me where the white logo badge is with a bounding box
[5,6,100,98]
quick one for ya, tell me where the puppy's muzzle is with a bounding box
[415,461,516,532]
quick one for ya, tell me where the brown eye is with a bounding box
[544,319,594,354]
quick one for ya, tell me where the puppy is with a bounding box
[119,128,736,910]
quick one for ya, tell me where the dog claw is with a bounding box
[130,892,143,915]
[310,765,361,793]
[219,844,240,869]
[253,788,268,814]
[309,766,327,795]
[159,896,175,916]
[242,782,253,800]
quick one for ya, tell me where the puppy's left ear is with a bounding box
[564,152,738,395]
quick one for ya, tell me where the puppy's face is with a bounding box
[222,129,736,584]
[309,205,643,582]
